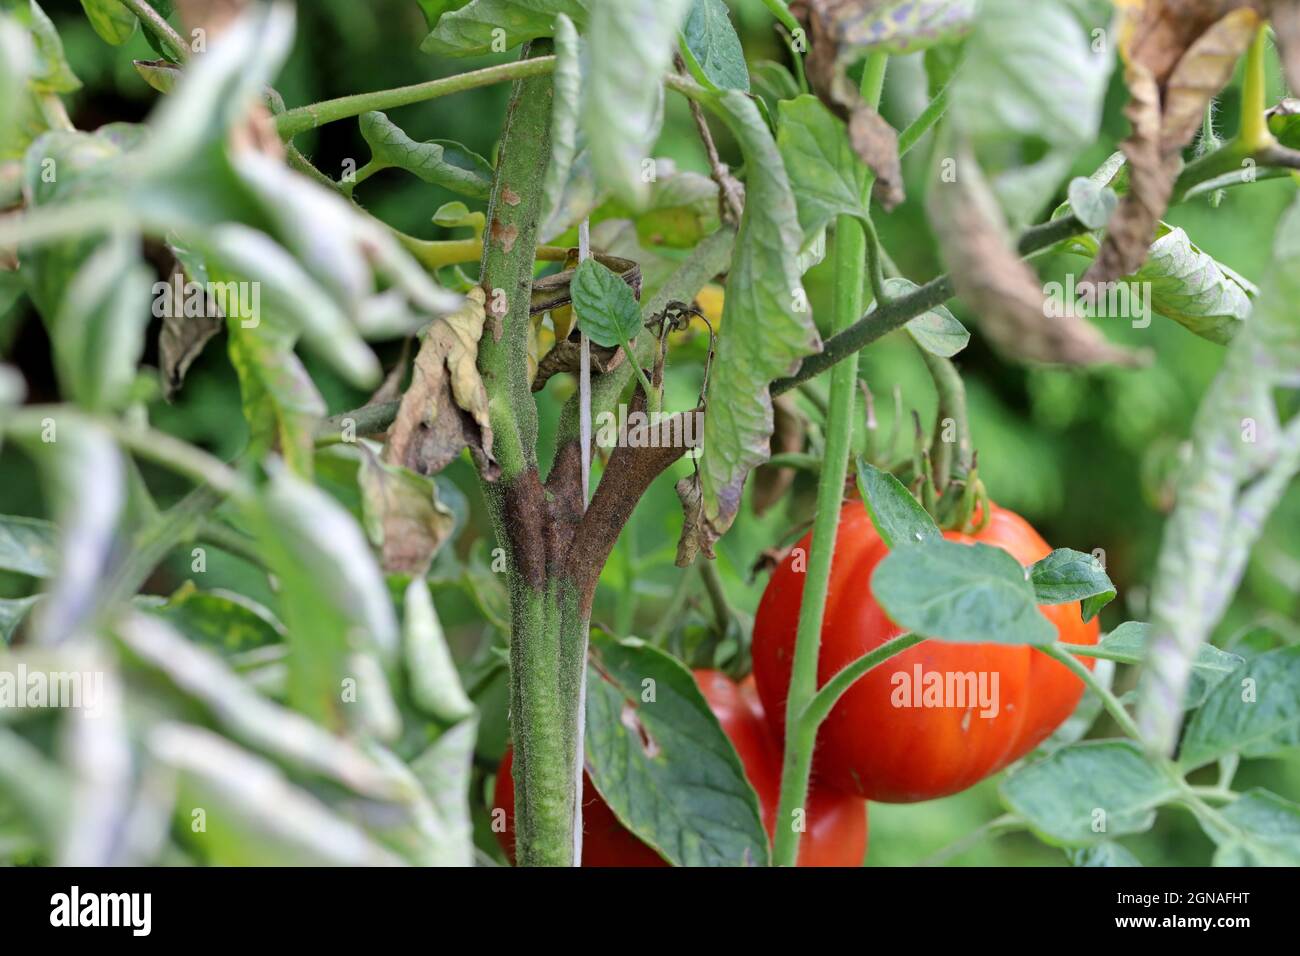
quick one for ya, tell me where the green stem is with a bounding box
[772,51,887,870]
[759,0,801,34]
[917,348,971,492]
[121,0,189,62]
[800,633,924,731]
[198,519,267,570]
[699,559,732,637]
[898,83,951,157]
[1238,24,1274,152]
[914,814,1022,867]
[1042,643,1141,740]
[274,56,558,140]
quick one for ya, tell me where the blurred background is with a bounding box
[3,0,1297,865]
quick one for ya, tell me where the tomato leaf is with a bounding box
[1000,740,1179,845]
[777,94,868,243]
[421,0,588,56]
[1131,225,1254,345]
[871,538,1057,646]
[1082,621,1240,710]
[540,13,581,227]
[1178,645,1300,771]
[146,583,286,657]
[359,111,493,200]
[1211,789,1300,866]
[585,0,690,207]
[1029,548,1116,622]
[679,90,816,563]
[571,257,641,350]
[0,515,58,578]
[79,0,137,46]
[0,595,40,645]
[1066,176,1117,231]
[401,578,474,724]
[585,630,769,866]
[1065,842,1142,867]
[875,276,968,358]
[681,0,748,93]
[854,458,939,549]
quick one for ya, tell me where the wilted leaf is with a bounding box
[680,91,817,562]
[158,241,223,400]
[1131,224,1253,344]
[385,286,495,477]
[927,133,1139,367]
[1085,2,1260,285]
[357,448,456,575]
[359,111,493,200]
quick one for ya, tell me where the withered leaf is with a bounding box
[1085,0,1262,285]
[531,336,627,392]
[358,448,455,575]
[929,135,1142,367]
[673,473,715,567]
[794,0,905,209]
[159,260,223,401]
[385,286,496,478]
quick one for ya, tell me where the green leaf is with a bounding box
[0,595,40,644]
[1029,548,1116,622]
[681,0,748,92]
[540,13,580,228]
[79,0,137,45]
[20,0,81,94]
[139,0,181,62]
[0,515,58,578]
[245,464,400,732]
[146,583,285,657]
[414,0,472,31]
[407,717,477,865]
[1066,176,1117,230]
[431,200,480,230]
[854,457,940,549]
[48,232,153,412]
[225,312,326,479]
[1129,225,1253,345]
[1066,842,1142,866]
[1000,741,1179,845]
[875,276,969,357]
[585,0,691,207]
[776,95,868,242]
[0,16,35,152]
[133,58,181,94]
[1267,98,1300,149]
[750,60,799,126]
[571,257,642,349]
[686,91,815,557]
[1212,789,1300,866]
[402,578,474,724]
[422,0,588,56]
[359,111,493,200]
[585,631,769,866]
[1179,645,1300,770]
[872,538,1057,646]
[1083,622,1241,709]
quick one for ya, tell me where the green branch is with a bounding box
[121,0,189,62]
[1042,643,1141,741]
[274,57,558,140]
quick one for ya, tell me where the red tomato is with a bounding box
[492,669,868,866]
[752,500,1101,803]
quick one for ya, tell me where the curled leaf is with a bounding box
[385,287,495,478]
[357,448,456,576]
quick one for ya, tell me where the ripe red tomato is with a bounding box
[752,500,1101,803]
[493,669,868,866]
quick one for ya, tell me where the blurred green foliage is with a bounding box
[3,0,1296,866]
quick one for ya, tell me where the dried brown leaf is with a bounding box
[358,449,455,575]
[384,286,496,478]
[158,261,223,401]
[673,473,715,567]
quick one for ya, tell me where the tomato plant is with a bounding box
[0,0,1298,876]
[494,669,867,866]
[754,500,1100,802]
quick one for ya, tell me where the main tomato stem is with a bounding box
[771,51,888,868]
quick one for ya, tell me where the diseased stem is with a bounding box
[772,51,888,869]
[274,57,558,139]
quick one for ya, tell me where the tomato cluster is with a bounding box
[752,500,1101,803]
[493,669,867,866]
